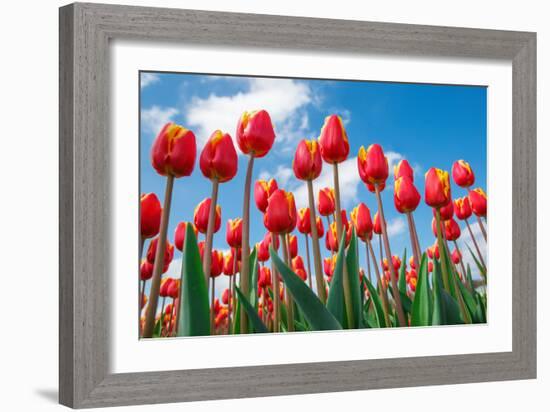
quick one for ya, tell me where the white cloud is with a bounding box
[259,165,294,188]
[141,105,179,135]
[140,73,160,88]
[386,216,406,237]
[183,78,312,150]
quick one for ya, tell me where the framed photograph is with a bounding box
[59,2,536,408]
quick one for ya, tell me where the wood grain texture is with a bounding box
[59,2,537,408]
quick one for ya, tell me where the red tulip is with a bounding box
[394,176,421,213]
[318,114,349,163]
[160,278,173,298]
[288,234,298,258]
[409,256,416,270]
[428,261,434,272]
[222,288,232,305]
[263,189,297,234]
[357,144,389,186]
[452,160,475,188]
[382,255,402,272]
[326,221,351,252]
[140,259,154,281]
[293,139,322,180]
[223,249,240,276]
[433,200,454,221]
[146,237,174,270]
[167,279,180,299]
[350,203,373,241]
[226,218,243,249]
[424,167,451,208]
[263,231,279,250]
[317,187,336,216]
[151,122,197,177]
[453,196,472,220]
[443,218,461,241]
[210,250,224,278]
[373,211,382,235]
[291,256,307,281]
[451,249,462,264]
[258,266,272,288]
[236,110,276,158]
[408,276,418,292]
[140,193,162,239]
[469,188,487,217]
[256,240,270,262]
[323,255,337,278]
[174,222,198,252]
[315,216,325,238]
[254,178,278,213]
[141,294,148,310]
[365,181,385,194]
[199,130,238,183]
[297,207,311,234]
[394,159,415,181]
[427,243,440,260]
[194,198,221,234]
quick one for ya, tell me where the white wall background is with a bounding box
[0,0,546,410]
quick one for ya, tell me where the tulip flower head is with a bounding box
[357,144,389,186]
[222,288,232,305]
[258,266,272,288]
[293,139,323,180]
[174,221,197,252]
[297,207,311,234]
[236,110,276,158]
[210,250,224,278]
[452,160,475,188]
[194,198,221,234]
[424,167,451,209]
[383,255,402,272]
[146,237,174,271]
[291,256,307,281]
[434,200,454,221]
[223,249,240,276]
[160,278,174,298]
[427,243,440,260]
[288,234,298,258]
[317,187,336,216]
[409,255,416,270]
[167,279,180,299]
[350,203,373,241]
[151,122,197,177]
[263,189,297,234]
[394,159,415,182]
[140,193,162,239]
[373,211,382,235]
[256,240,270,262]
[393,176,421,213]
[453,196,473,220]
[254,178,278,213]
[318,114,350,164]
[469,188,487,217]
[140,259,154,281]
[199,130,238,182]
[226,218,243,249]
[451,249,462,264]
[326,221,352,252]
[315,216,325,238]
[443,218,461,241]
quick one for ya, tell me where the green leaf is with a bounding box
[152,318,162,338]
[467,244,487,280]
[431,257,446,325]
[232,298,241,334]
[234,286,268,333]
[411,254,432,326]
[466,264,475,292]
[398,249,408,296]
[249,247,259,309]
[177,225,210,336]
[441,289,463,325]
[454,270,479,323]
[364,277,386,328]
[270,247,342,330]
[345,229,363,328]
[326,233,347,327]
[474,292,487,323]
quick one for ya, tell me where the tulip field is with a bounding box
[139,74,488,337]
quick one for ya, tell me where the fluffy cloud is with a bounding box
[386,216,407,237]
[140,73,160,88]
[141,105,179,135]
[184,78,312,150]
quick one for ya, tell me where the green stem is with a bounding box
[203,178,219,284]
[367,240,391,327]
[434,210,451,292]
[281,234,295,332]
[307,180,327,302]
[304,234,313,289]
[271,232,280,332]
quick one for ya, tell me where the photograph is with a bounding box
[138,71,488,338]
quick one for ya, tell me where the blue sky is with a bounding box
[139,71,487,300]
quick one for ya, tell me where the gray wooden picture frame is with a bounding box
[59,2,536,408]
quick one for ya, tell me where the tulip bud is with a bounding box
[326,221,351,251]
[408,276,418,292]
[151,122,197,177]
[194,198,221,234]
[223,249,240,276]
[318,114,349,164]
[236,110,276,158]
[409,256,416,270]
[167,279,180,299]
[263,231,279,250]
[254,178,278,213]
[452,159,475,188]
[288,234,298,258]
[365,181,385,194]
[174,221,197,252]
[258,266,272,288]
[451,249,462,264]
[160,278,173,298]
[394,176,421,213]
[350,203,373,241]
[222,288,232,305]
[263,189,297,234]
[146,237,174,271]
[424,167,451,209]
[453,196,472,220]
[427,243,440,260]
[140,259,154,281]
[382,255,402,272]
[291,256,307,281]
[433,200,454,221]
[317,187,336,216]
[226,218,243,249]
[210,250,224,278]
[256,240,270,262]
[315,216,325,238]
[428,261,434,272]
[200,130,238,182]
[394,159,415,181]
[373,211,382,235]
[443,218,461,241]
[297,207,311,234]
[293,139,322,180]
[357,144,389,186]
[468,188,487,217]
[140,193,162,239]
